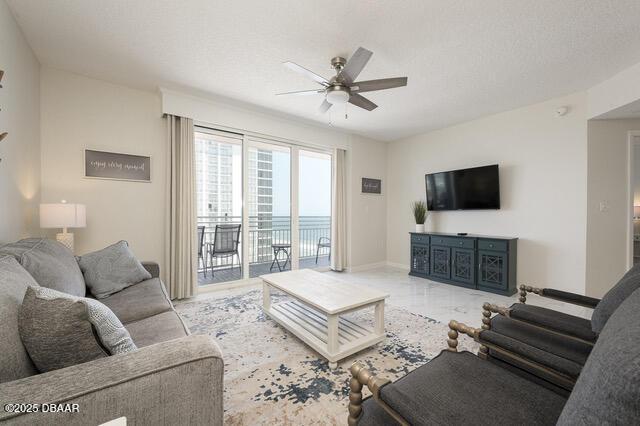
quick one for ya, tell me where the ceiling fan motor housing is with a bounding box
[326,85,350,105]
[331,56,347,71]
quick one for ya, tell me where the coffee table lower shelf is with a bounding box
[263,296,385,369]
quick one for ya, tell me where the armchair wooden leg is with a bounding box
[480,303,492,358]
[348,362,404,426]
[519,284,527,303]
[348,371,364,426]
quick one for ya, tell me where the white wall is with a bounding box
[40,69,388,273]
[40,68,166,266]
[161,88,350,150]
[0,2,40,243]
[386,92,588,294]
[586,118,640,297]
[347,135,387,269]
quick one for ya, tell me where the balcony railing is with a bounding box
[197,215,330,271]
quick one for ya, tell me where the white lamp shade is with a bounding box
[40,204,86,229]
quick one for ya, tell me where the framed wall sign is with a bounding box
[85,149,151,182]
[362,177,382,194]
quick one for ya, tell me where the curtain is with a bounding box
[331,148,347,271]
[165,115,197,299]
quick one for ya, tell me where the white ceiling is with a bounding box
[7,0,640,141]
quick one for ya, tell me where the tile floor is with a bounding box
[195,265,593,328]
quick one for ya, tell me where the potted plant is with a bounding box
[411,201,428,233]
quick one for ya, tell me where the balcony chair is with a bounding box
[348,287,640,425]
[476,262,640,391]
[207,224,241,277]
[197,225,207,277]
[316,236,331,264]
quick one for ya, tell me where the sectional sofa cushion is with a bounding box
[0,238,85,297]
[19,286,137,373]
[125,310,190,348]
[591,262,640,333]
[0,256,39,383]
[557,287,640,425]
[78,240,151,299]
[102,278,173,324]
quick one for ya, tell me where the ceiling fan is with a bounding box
[277,47,408,114]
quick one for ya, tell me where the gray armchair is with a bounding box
[349,287,640,425]
[473,262,640,390]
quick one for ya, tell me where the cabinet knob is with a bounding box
[489,244,494,248]
[459,242,463,245]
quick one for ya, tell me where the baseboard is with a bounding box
[346,261,388,273]
[385,261,410,271]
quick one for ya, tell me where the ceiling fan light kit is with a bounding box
[326,85,350,105]
[277,47,408,115]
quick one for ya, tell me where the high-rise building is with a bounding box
[195,131,274,264]
[247,148,273,263]
[195,136,235,218]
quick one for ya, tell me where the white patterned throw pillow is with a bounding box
[18,286,137,373]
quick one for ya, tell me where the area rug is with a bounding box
[174,287,478,425]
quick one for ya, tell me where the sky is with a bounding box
[272,151,331,216]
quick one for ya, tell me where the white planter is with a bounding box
[415,224,425,233]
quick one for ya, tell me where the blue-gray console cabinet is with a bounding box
[409,232,517,296]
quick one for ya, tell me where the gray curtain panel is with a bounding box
[165,115,198,299]
[331,148,347,271]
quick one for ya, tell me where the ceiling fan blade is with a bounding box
[319,99,333,114]
[348,94,378,111]
[283,62,329,86]
[350,77,408,93]
[276,89,324,96]
[339,47,373,83]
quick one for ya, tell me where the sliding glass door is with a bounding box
[194,129,243,286]
[298,150,332,270]
[245,140,291,278]
[195,127,331,287]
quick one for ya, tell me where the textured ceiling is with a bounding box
[7,0,640,141]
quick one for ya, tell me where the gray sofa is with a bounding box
[0,238,223,425]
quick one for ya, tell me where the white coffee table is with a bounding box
[261,269,389,369]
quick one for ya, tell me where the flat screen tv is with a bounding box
[425,165,500,211]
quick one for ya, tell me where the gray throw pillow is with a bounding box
[18,286,137,373]
[77,241,151,299]
[0,238,86,297]
[591,262,640,333]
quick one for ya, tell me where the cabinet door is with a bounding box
[477,250,508,290]
[430,246,451,279]
[451,248,475,285]
[410,244,430,275]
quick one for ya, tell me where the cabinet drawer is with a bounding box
[478,239,508,252]
[411,234,430,245]
[431,236,475,249]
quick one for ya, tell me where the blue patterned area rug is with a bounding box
[175,287,478,425]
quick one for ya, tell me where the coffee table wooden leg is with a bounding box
[263,281,271,311]
[374,301,385,335]
[327,314,339,369]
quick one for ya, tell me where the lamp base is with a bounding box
[56,232,75,252]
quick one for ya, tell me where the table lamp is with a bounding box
[40,201,86,252]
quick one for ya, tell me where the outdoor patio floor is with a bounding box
[198,255,330,286]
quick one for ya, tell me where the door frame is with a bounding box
[626,131,640,269]
[196,125,333,291]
